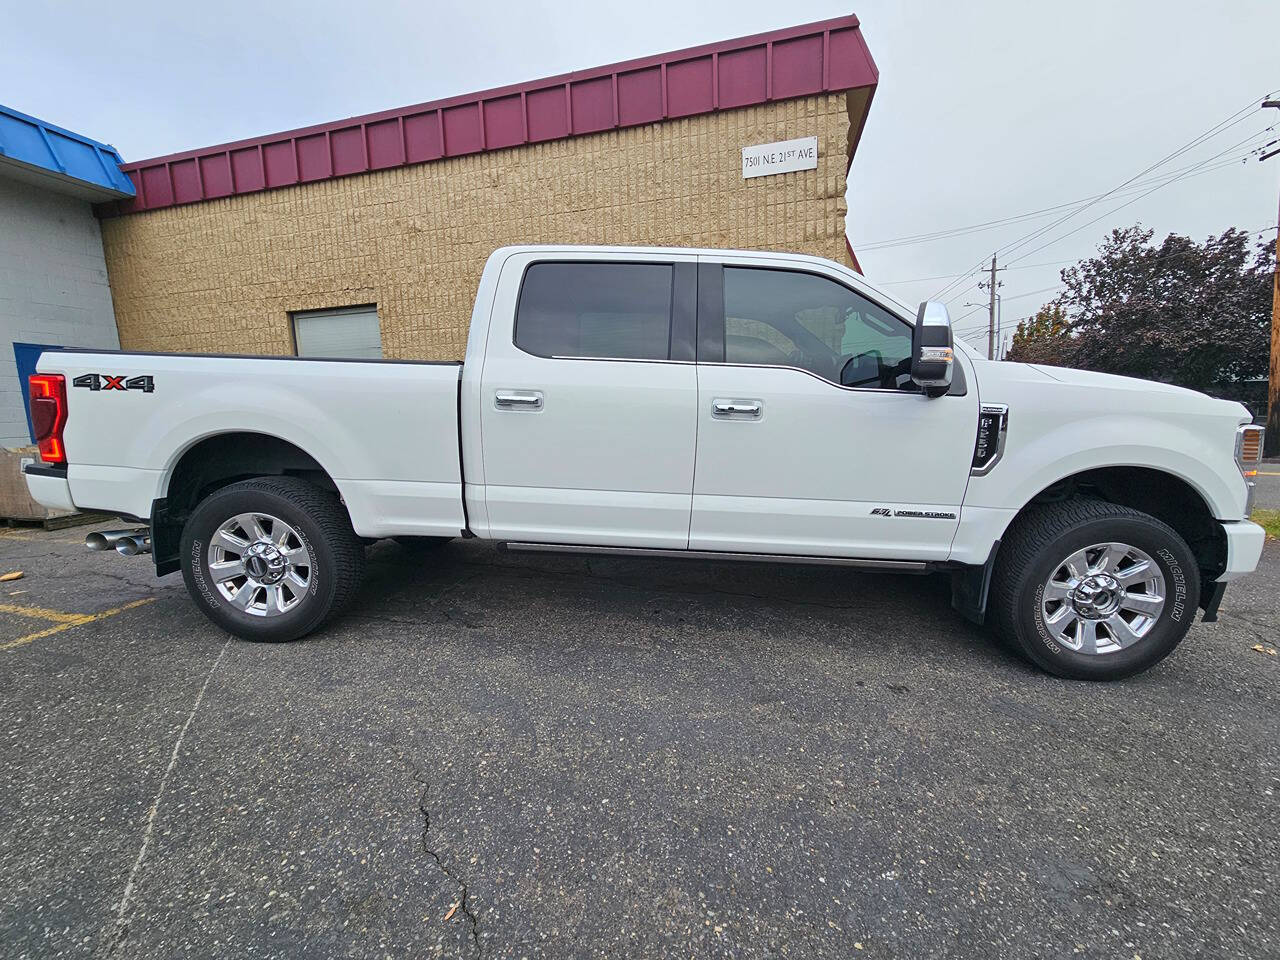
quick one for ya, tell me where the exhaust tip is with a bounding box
[86,527,149,553]
[115,536,152,557]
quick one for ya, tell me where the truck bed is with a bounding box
[35,350,466,539]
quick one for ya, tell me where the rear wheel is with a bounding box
[180,477,365,642]
[989,498,1199,680]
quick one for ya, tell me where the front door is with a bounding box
[690,258,978,561]
[478,254,699,548]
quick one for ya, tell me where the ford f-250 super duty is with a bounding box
[22,245,1267,680]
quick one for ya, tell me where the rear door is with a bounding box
[477,252,699,548]
[691,256,978,561]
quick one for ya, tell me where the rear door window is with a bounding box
[515,262,674,360]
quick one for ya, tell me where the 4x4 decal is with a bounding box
[72,374,155,393]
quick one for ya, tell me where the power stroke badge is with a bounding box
[871,507,957,520]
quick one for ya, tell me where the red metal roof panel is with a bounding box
[104,14,877,216]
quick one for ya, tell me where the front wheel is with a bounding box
[180,477,366,642]
[989,498,1199,680]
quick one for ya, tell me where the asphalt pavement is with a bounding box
[1,522,1277,959]
[1254,464,1280,511]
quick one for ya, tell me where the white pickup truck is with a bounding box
[23,245,1266,679]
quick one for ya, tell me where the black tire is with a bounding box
[180,477,366,642]
[989,498,1199,680]
[392,536,452,550]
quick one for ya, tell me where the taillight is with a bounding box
[28,374,67,464]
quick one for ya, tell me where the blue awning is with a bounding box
[0,103,134,200]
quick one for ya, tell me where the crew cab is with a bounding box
[23,245,1267,679]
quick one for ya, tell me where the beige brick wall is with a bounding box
[100,92,858,361]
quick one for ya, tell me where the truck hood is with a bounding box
[982,361,1251,422]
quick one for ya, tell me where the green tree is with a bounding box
[1004,225,1274,394]
[1007,302,1069,366]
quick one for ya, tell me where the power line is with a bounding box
[876,258,1078,285]
[995,99,1273,265]
[1005,128,1280,266]
[928,92,1278,303]
[996,284,1063,303]
[880,224,1278,286]
[936,137,1271,305]
[944,277,985,307]
[952,286,1066,334]
[878,139,1265,287]
[945,223,1278,338]
[854,142,1267,253]
[1004,156,1260,267]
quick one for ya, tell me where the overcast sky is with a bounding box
[6,0,1278,354]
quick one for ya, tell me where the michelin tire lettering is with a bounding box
[1158,548,1187,623]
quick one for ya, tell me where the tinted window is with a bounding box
[516,262,673,360]
[722,268,913,389]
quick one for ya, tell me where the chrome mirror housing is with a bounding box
[911,300,954,395]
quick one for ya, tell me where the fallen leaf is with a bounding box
[0,571,23,582]
[443,902,458,922]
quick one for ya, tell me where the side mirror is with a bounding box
[911,300,954,396]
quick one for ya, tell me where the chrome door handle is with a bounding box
[495,390,544,411]
[712,398,762,419]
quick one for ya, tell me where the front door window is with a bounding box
[721,267,914,390]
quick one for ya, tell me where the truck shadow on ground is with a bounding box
[347,538,1031,677]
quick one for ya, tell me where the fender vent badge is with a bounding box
[972,404,1009,475]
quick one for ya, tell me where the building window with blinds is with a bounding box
[291,305,382,359]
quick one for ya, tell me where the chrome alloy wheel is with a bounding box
[1039,541,1166,655]
[206,512,314,617]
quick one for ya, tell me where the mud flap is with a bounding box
[1199,580,1227,623]
[149,497,182,577]
[951,540,1000,626]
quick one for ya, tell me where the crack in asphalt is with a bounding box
[103,637,231,959]
[415,775,482,959]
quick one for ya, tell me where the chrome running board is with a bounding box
[499,542,928,571]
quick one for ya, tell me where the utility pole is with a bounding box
[1263,99,1280,456]
[978,255,1004,360]
[987,255,998,360]
[995,293,1003,359]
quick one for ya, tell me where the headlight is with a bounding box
[1236,424,1264,517]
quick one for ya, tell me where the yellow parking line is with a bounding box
[1,597,157,652]
[1258,470,1280,476]
[0,602,95,623]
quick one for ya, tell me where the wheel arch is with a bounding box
[1004,465,1226,581]
[955,463,1227,626]
[152,431,349,575]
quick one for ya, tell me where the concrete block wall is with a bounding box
[99,93,857,361]
[0,179,121,446]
